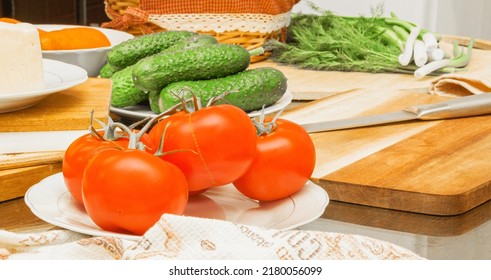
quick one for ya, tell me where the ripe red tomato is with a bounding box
[149,104,257,192]
[82,148,188,236]
[62,130,155,206]
[62,132,127,206]
[233,118,316,201]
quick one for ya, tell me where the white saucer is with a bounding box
[0,59,88,113]
[111,90,294,120]
[25,172,329,240]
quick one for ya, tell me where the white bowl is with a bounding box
[36,25,134,77]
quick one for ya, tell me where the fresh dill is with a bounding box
[265,2,456,75]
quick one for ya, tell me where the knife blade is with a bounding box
[302,93,491,133]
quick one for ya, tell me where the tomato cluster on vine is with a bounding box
[61,94,316,236]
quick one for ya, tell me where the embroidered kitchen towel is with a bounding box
[0,214,423,260]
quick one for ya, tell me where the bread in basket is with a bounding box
[102,0,300,62]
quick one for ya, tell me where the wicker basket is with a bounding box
[102,0,298,62]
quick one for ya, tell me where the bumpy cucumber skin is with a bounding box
[132,44,251,92]
[107,30,196,69]
[162,34,218,53]
[110,65,147,108]
[157,67,287,113]
[99,63,119,78]
[148,90,161,113]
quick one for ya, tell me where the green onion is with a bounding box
[265,3,465,76]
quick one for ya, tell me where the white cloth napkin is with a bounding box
[0,214,422,260]
[429,72,491,96]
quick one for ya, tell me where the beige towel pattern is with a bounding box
[430,73,491,96]
[0,214,422,260]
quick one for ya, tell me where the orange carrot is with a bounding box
[0,17,21,24]
[39,27,111,50]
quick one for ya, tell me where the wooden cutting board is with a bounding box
[0,78,112,202]
[1,77,111,132]
[283,88,491,216]
[0,163,62,202]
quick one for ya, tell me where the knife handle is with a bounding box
[404,93,491,120]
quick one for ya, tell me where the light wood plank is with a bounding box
[0,77,111,132]
[283,88,491,215]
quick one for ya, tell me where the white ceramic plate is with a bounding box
[25,172,329,241]
[110,90,294,121]
[0,59,88,113]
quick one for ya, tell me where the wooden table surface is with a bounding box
[3,101,491,260]
[3,190,491,260]
[3,41,491,259]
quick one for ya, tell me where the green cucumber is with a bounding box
[148,90,161,113]
[110,65,147,108]
[99,62,119,78]
[107,30,197,69]
[162,34,218,53]
[108,35,219,108]
[132,44,251,92]
[155,67,288,113]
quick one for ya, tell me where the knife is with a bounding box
[302,93,491,133]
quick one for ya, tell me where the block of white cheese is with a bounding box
[0,22,45,94]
